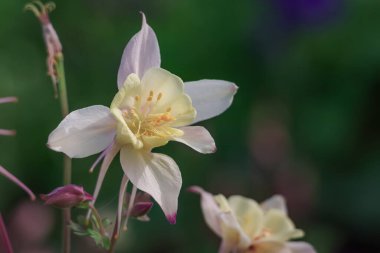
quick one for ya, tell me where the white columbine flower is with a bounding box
[47,14,237,228]
[190,186,316,253]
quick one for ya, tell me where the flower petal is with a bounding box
[184,80,238,124]
[173,126,216,154]
[286,242,316,253]
[120,147,181,224]
[254,242,291,253]
[140,68,196,127]
[48,105,116,158]
[261,195,287,215]
[227,195,264,239]
[188,186,223,237]
[261,210,304,243]
[214,194,252,250]
[117,13,161,88]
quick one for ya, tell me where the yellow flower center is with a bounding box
[110,68,196,150]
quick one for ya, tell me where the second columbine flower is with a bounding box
[47,13,237,227]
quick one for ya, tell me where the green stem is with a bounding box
[108,216,119,253]
[56,53,72,253]
[88,204,106,237]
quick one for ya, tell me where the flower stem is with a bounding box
[88,204,106,237]
[56,53,72,253]
[108,217,119,253]
[123,185,137,231]
[0,213,13,253]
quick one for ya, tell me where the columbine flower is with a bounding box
[40,185,93,208]
[189,186,316,253]
[47,13,237,229]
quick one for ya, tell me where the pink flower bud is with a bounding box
[40,185,93,208]
[25,1,62,96]
[126,192,153,219]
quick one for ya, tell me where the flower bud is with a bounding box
[126,192,153,220]
[25,1,62,96]
[40,185,93,208]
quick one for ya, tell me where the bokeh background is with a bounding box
[1,0,380,252]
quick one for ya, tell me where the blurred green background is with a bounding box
[1,0,380,252]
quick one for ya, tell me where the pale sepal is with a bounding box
[120,146,181,224]
[174,126,216,154]
[48,105,116,158]
[184,80,238,124]
[117,13,161,88]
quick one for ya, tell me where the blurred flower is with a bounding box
[47,13,237,230]
[40,185,93,208]
[190,186,316,253]
[9,201,54,253]
[25,1,62,96]
[272,0,342,27]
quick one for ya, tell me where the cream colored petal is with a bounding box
[173,126,216,154]
[219,211,252,250]
[111,73,141,110]
[140,68,196,126]
[227,195,264,239]
[141,126,183,150]
[48,105,116,158]
[261,195,287,215]
[111,108,143,149]
[261,210,304,243]
[254,242,291,253]
[214,195,252,250]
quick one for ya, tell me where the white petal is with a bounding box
[173,126,216,154]
[227,195,264,239]
[120,147,181,224]
[287,242,316,253]
[188,186,223,237]
[48,105,116,158]
[261,195,288,215]
[117,13,161,88]
[184,80,238,124]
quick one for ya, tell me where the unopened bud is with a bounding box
[125,192,153,219]
[25,1,62,96]
[40,184,93,208]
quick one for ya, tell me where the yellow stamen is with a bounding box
[157,93,162,101]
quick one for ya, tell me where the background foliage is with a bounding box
[0,0,379,252]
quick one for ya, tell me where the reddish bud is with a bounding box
[40,185,93,208]
[125,192,153,219]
